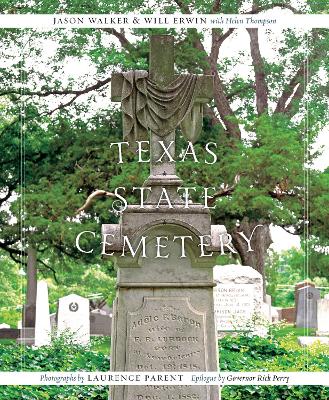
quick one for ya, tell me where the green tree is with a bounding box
[0,0,328,289]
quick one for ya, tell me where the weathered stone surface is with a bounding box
[106,34,220,400]
[298,336,329,347]
[316,298,329,336]
[34,280,51,347]
[110,225,219,400]
[126,297,207,400]
[296,286,320,329]
[271,307,279,323]
[57,294,90,345]
[90,309,112,336]
[16,328,35,346]
[281,307,296,323]
[213,265,263,334]
[295,280,315,311]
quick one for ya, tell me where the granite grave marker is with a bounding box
[103,35,225,400]
[296,286,320,329]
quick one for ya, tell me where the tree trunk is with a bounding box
[23,246,37,328]
[230,218,272,300]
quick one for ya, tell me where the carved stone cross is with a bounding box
[111,35,214,188]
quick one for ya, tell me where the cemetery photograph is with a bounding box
[0,2,329,400]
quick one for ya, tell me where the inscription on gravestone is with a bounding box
[214,284,254,331]
[126,298,208,400]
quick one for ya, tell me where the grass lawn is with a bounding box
[271,324,316,339]
[90,336,110,354]
[0,339,16,346]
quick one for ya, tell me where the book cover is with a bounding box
[0,2,328,399]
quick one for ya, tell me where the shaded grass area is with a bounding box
[271,324,316,338]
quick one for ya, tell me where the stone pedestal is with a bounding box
[316,298,329,336]
[103,206,222,400]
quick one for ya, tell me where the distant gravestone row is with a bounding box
[11,280,112,346]
[5,275,329,350]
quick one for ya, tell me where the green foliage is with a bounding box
[0,334,110,399]
[266,244,329,307]
[0,256,23,326]
[220,329,329,399]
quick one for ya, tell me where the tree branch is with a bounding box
[38,259,59,284]
[211,0,222,13]
[100,28,132,48]
[46,93,81,115]
[0,188,13,206]
[1,76,111,98]
[226,83,255,100]
[247,3,299,14]
[274,63,306,114]
[76,189,116,214]
[247,27,268,114]
[173,0,191,13]
[213,71,242,139]
[204,104,221,126]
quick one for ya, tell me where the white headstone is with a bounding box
[34,280,51,347]
[17,320,22,329]
[213,265,264,335]
[57,294,90,345]
[316,298,329,336]
[0,323,10,329]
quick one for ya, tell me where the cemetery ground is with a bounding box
[0,324,328,399]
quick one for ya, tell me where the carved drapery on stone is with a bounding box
[121,70,203,142]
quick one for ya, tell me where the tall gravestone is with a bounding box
[316,297,329,336]
[34,280,51,347]
[296,286,320,329]
[103,35,226,400]
[57,294,90,345]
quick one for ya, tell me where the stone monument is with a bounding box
[213,265,264,336]
[295,280,315,311]
[316,297,329,336]
[57,294,90,345]
[296,286,320,329]
[103,35,226,400]
[34,280,51,347]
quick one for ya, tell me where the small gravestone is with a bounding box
[34,280,51,347]
[296,286,320,329]
[213,265,264,335]
[295,280,315,310]
[50,313,57,332]
[57,294,90,345]
[0,323,10,329]
[316,298,329,336]
[90,309,112,336]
